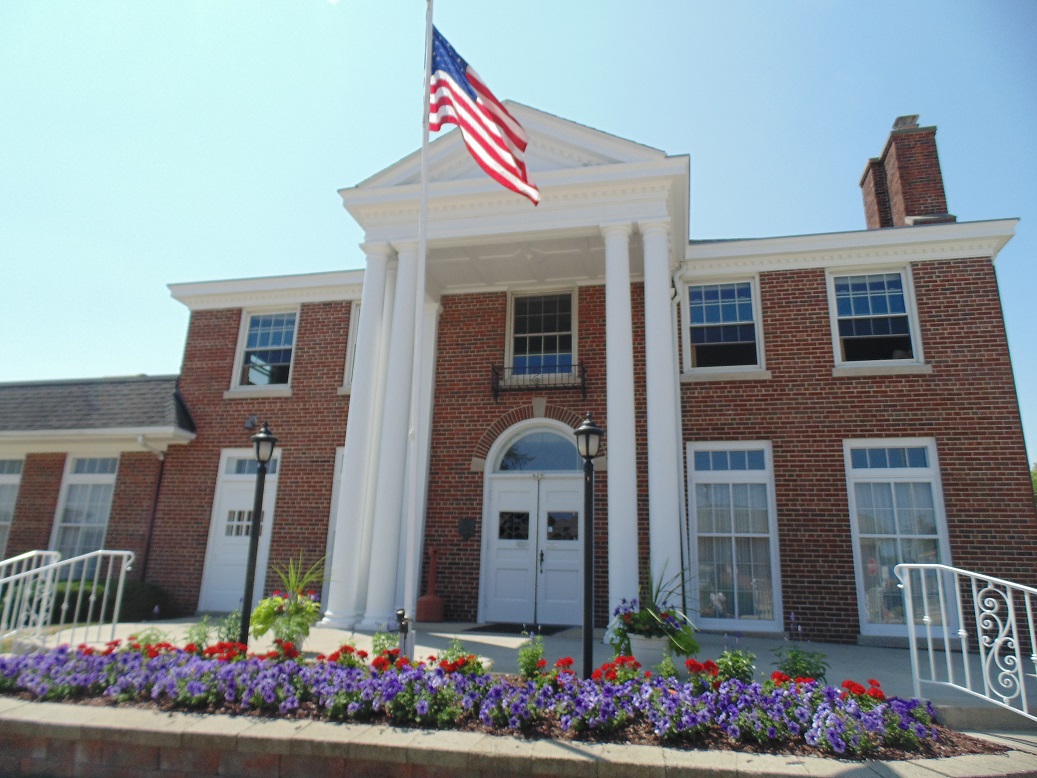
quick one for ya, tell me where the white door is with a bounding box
[198,451,280,613]
[483,474,583,625]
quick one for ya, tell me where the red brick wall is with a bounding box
[423,284,644,626]
[680,258,1037,642]
[885,127,949,225]
[7,453,65,554]
[105,452,163,581]
[148,301,353,613]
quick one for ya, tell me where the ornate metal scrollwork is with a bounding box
[975,583,1023,705]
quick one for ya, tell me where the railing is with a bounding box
[895,563,1036,723]
[0,549,135,650]
[491,362,587,401]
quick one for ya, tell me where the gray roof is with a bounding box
[0,375,195,433]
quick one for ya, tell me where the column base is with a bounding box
[318,611,358,630]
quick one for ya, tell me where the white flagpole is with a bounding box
[401,0,434,655]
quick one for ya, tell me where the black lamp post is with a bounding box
[238,422,278,646]
[574,412,604,679]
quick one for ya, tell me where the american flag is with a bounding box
[428,27,540,205]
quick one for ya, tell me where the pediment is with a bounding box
[356,103,668,189]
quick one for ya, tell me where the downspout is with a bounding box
[671,269,690,614]
[136,435,165,582]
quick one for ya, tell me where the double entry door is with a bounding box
[483,474,583,625]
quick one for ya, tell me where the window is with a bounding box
[844,439,950,635]
[342,301,361,390]
[0,459,24,558]
[496,430,580,472]
[52,457,118,561]
[510,292,574,375]
[225,456,279,476]
[688,442,781,631]
[687,281,760,368]
[831,271,918,363]
[237,311,297,387]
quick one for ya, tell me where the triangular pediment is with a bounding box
[357,103,668,189]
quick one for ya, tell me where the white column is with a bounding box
[601,222,639,617]
[640,220,683,590]
[359,240,420,630]
[322,243,391,629]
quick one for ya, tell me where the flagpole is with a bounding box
[401,0,435,657]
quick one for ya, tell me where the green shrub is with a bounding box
[48,580,171,624]
[772,642,829,682]
[716,649,756,683]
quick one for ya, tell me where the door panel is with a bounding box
[483,475,583,625]
[198,457,278,613]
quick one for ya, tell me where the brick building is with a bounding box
[2,110,1034,643]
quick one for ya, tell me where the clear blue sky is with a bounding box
[2,1,1035,464]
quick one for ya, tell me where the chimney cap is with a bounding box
[892,115,920,130]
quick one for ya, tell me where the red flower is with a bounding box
[841,679,867,696]
[685,659,703,674]
[866,687,886,700]
[702,660,719,676]
[771,671,791,685]
[371,656,390,672]
[794,676,814,685]
[866,678,881,687]
[536,658,547,669]
[555,657,574,669]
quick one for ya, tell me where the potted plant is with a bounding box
[608,570,698,666]
[250,554,325,650]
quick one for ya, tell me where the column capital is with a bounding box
[600,221,634,240]
[638,219,671,239]
[391,239,419,258]
[359,242,392,262]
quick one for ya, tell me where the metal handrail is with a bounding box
[491,362,587,401]
[895,562,1036,723]
[0,549,135,649]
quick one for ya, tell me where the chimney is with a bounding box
[860,115,956,228]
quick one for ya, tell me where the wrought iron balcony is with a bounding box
[491,363,587,402]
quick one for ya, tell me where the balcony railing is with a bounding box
[491,363,587,402]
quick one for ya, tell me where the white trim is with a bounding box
[685,440,783,634]
[230,307,300,392]
[169,270,364,312]
[842,437,953,639]
[679,274,765,375]
[0,428,194,458]
[826,265,926,369]
[683,219,1016,276]
[49,455,120,557]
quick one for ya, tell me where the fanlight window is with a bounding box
[496,430,581,472]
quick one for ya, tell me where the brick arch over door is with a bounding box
[471,403,601,466]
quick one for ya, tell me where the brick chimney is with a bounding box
[860,115,956,228]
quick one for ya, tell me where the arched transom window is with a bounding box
[495,430,580,472]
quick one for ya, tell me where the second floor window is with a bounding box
[688,281,759,368]
[832,272,915,363]
[511,293,573,375]
[239,312,297,386]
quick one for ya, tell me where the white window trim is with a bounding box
[842,437,953,638]
[0,458,24,559]
[686,440,783,634]
[826,266,926,372]
[337,301,362,396]
[680,275,768,378]
[226,306,300,396]
[49,455,120,556]
[503,289,579,385]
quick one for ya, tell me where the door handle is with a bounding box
[539,550,544,573]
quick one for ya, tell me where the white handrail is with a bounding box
[895,562,1036,724]
[0,549,135,649]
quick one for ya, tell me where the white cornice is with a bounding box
[0,426,196,456]
[682,219,1017,277]
[169,270,365,311]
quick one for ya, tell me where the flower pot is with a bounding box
[628,634,670,669]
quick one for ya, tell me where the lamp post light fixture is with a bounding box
[238,421,278,647]
[573,411,604,679]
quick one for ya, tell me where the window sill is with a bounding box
[831,363,932,378]
[223,386,293,399]
[336,385,352,396]
[681,369,772,383]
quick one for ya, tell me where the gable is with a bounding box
[357,102,669,189]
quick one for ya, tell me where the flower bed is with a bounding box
[0,640,1000,761]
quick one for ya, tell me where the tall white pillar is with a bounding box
[322,243,391,629]
[640,220,683,591]
[359,240,420,630]
[601,222,639,617]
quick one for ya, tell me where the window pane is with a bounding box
[895,482,937,535]
[547,511,578,541]
[855,482,895,535]
[498,512,529,540]
[689,282,757,368]
[497,431,580,472]
[834,272,913,362]
[698,536,734,619]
